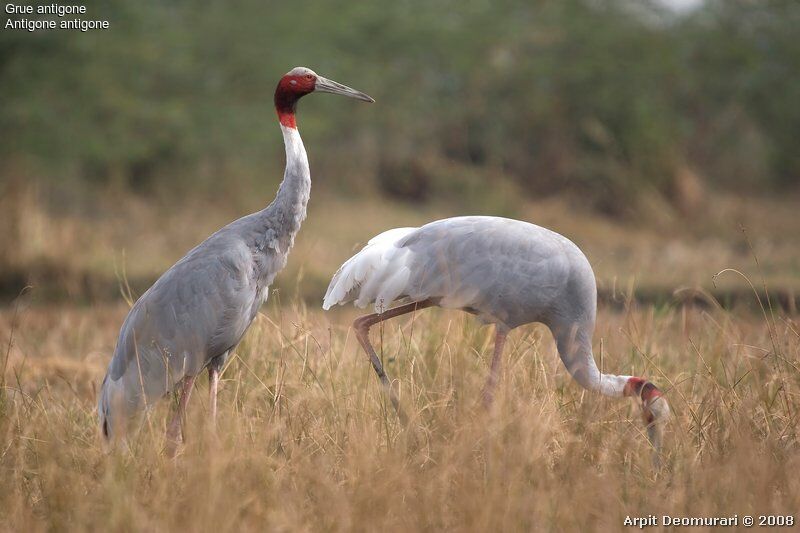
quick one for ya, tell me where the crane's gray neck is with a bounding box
[551,318,631,397]
[261,125,311,252]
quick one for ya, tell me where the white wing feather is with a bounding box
[322,227,416,312]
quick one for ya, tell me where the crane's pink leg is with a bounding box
[481,326,508,408]
[208,366,220,428]
[165,374,196,457]
[353,300,434,421]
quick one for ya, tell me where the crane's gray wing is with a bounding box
[324,216,578,327]
[105,237,266,413]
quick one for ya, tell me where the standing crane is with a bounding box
[323,216,670,458]
[99,67,373,451]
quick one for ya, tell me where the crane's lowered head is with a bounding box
[624,377,670,466]
[275,66,374,128]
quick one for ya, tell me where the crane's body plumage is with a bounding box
[97,67,373,445]
[325,216,588,329]
[324,216,669,459]
[99,126,310,438]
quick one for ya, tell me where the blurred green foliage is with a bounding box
[1,0,798,213]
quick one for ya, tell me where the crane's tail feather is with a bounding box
[323,227,417,311]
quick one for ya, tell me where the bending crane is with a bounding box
[324,216,670,459]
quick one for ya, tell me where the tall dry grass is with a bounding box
[1,296,798,531]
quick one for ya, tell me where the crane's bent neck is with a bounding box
[551,319,631,397]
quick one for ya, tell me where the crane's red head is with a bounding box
[274,67,374,129]
[624,376,667,424]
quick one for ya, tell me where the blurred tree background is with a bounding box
[2,0,798,209]
[1,0,799,302]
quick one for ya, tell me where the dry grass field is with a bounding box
[4,2,799,528]
[3,185,800,303]
[1,189,798,531]
[1,294,798,531]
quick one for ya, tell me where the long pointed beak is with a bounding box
[314,76,375,103]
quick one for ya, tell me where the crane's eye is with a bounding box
[306,74,313,80]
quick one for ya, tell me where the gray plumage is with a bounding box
[99,67,373,442]
[324,216,670,460]
[327,217,584,326]
[98,126,308,439]
[325,217,594,348]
